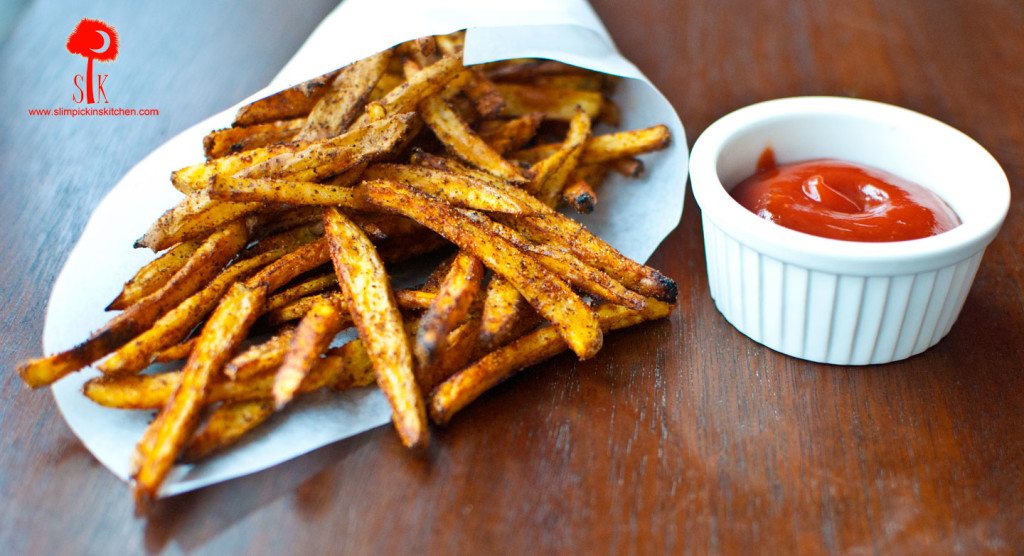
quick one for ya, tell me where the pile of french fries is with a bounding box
[18,31,676,506]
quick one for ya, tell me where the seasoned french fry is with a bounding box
[203,118,305,160]
[562,179,597,214]
[610,157,644,177]
[132,281,266,505]
[362,164,531,214]
[182,400,275,462]
[462,69,505,118]
[263,273,338,314]
[324,207,428,448]
[353,55,463,127]
[99,244,294,375]
[478,275,532,350]
[414,251,484,369]
[234,69,341,126]
[154,337,196,363]
[237,112,416,182]
[430,299,674,424]
[137,192,260,251]
[259,288,433,327]
[225,327,296,380]
[296,50,392,141]
[209,176,376,209]
[364,180,603,359]
[528,108,591,206]
[411,153,677,301]
[273,293,347,407]
[419,94,527,183]
[495,83,602,121]
[248,208,324,242]
[18,222,248,388]
[245,237,330,293]
[172,141,311,194]
[478,112,543,154]
[107,239,202,310]
[510,124,671,165]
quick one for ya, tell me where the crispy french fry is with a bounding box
[478,275,532,350]
[154,337,196,363]
[203,119,305,159]
[510,125,671,165]
[248,208,324,242]
[496,83,602,121]
[478,112,543,155]
[353,55,463,127]
[99,244,293,375]
[273,293,347,407]
[209,176,376,209]
[245,237,330,293]
[263,273,338,314]
[430,299,674,424]
[172,141,311,194]
[86,336,376,410]
[462,69,505,118]
[562,179,597,214]
[610,157,644,177]
[234,69,341,126]
[182,400,275,462]
[411,153,677,301]
[528,108,591,206]
[364,180,602,359]
[259,288,433,327]
[414,251,484,369]
[18,222,248,388]
[422,254,456,292]
[362,164,531,214]
[107,239,202,310]
[225,327,296,380]
[137,192,260,251]
[324,207,428,448]
[419,94,527,183]
[132,281,266,505]
[237,112,416,182]
[296,50,392,141]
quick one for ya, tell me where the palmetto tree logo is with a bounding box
[66,18,119,104]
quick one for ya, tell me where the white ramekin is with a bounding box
[690,97,1010,365]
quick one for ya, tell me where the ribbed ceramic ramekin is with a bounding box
[690,97,1010,365]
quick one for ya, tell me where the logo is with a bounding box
[66,18,119,104]
[27,18,157,118]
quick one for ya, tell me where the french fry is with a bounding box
[377,232,452,263]
[172,141,310,194]
[132,281,266,505]
[324,207,428,448]
[259,288,433,328]
[203,118,305,159]
[262,273,338,314]
[510,124,671,165]
[562,179,597,214]
[419,94,527,183]
[362,164,531,214]
[478,112,543,154]
[137,192,260,251]
[411,153,677,301]
[234,68,341,126]
[462,69,505,118]
[610,157,644,177]
[18,222,248,388]
[225,327,296,380]
[478,275,533,350]
[86,336,376,410]
[363,180,603,359]
[273,293,348,407]
[236,112,416,182]
[153,337,196,363]
[107,239,202,310]
[414,251,484,369]
[419,313,482,392]
[245,237,330,293]
[99,244,294,375]
[527,108,591,206]
[353,55,463,127]
[296,50,392,141]
[248,208,324,242]
[495,83,602,121]
[430,299,674,424]
[209,176,376,209]
[182,400,275,462]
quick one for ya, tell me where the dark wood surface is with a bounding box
[1,1,1022,553]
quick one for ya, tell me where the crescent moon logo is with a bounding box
[90,30,110,55]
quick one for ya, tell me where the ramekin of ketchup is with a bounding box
[690,97,1009,365]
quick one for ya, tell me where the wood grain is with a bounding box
[1,0,1022,553]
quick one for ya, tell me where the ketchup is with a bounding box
[729,149,960,242]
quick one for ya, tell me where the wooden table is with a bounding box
[1,1,1021,553]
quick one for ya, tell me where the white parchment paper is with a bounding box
[43,0,689,496]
